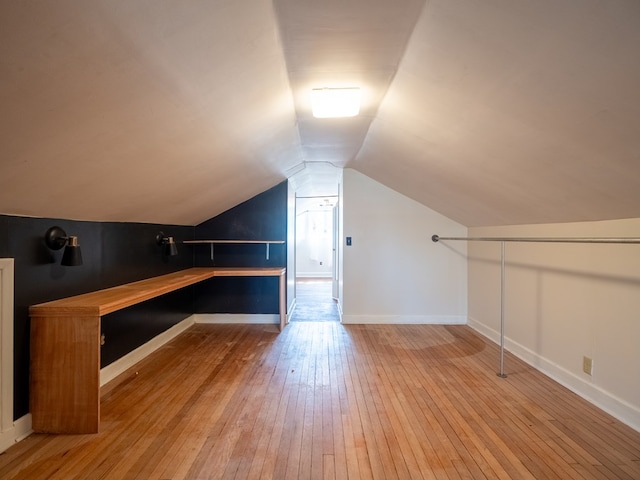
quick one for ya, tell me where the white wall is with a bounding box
[342,169,467,323]
[467,218,640,431]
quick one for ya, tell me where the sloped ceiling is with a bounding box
[1,0,640,227]
[1,1,301,225]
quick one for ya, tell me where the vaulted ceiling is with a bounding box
[2,1,639,227]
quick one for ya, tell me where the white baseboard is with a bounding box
[0,414,32,454]
[341,314,467,325]
[100,316,196,386]
[14,414,32,442]
[287,298,297,317]
[467,317,640,433]
[194,314,279,324]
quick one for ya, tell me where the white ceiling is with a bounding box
[1,0,639,227]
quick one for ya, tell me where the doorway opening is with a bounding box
[287,161,342,323]
[291,197,340,322]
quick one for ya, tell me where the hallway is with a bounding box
[289,278,340,322]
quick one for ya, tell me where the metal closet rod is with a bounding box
[431,232,640,379]
[431,235,640,244]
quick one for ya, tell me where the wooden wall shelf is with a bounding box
[183,240,285,260]
[182,240,285,244]
[30,266,286,434]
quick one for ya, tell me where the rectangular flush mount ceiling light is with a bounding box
[311,87,361,118]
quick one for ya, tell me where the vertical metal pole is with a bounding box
[210,243,214,263]
[266,243,270,260]
[498,241,507,378]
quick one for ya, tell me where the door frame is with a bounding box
[0,258,14,453]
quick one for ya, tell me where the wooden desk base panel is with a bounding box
[30,314,101,433]
[30,267,286,434]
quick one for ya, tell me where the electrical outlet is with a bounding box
[583,356,593,375]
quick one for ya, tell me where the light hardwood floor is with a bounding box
[2,323,639,479]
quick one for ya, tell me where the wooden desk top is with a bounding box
[30,267,286,317]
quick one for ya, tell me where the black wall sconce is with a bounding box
[156,232,178,256]
[44,226,83,266]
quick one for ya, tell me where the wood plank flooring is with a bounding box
[1,322,639,479]
[289,279,339,322]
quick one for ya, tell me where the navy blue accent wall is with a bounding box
[0,182,288,421]
[100,289,192,367]
[0,214,193,420]
[193,181,288,314]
